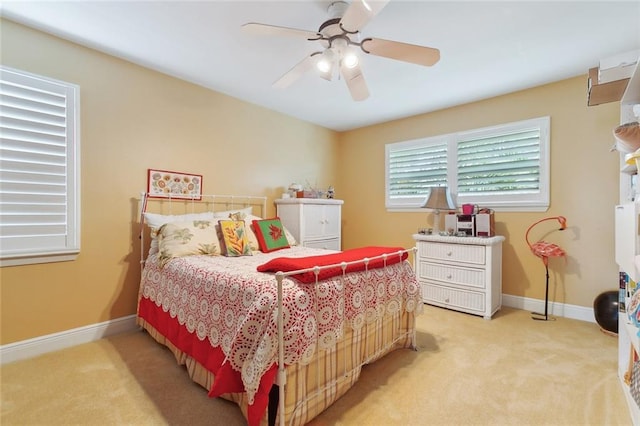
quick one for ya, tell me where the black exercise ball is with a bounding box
[593,290,619,334]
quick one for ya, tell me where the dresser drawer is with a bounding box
[303,237,340,251]
[421,282,485,313]
[418,241,485,265]
[418,261,485,289]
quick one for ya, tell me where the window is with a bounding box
[385,117,550,211]
[0,67,80,266]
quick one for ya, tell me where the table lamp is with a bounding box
[422,186,456,234]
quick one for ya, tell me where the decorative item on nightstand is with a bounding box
[422,186,456,234]
[326,185,335,199]
[288,183,303,198]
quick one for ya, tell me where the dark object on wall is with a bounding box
[593,290,619,334]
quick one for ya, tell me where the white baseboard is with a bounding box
[0,314,139,365]
[0,295,597,365]
[502,294,596,323]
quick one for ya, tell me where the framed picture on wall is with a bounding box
[147,169,202,200]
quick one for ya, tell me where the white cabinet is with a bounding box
[413,234,505,320]
[275,198,343,251]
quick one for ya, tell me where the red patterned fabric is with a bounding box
[257,246,408,283]
[137,246,422,426]
[138,297,277,425]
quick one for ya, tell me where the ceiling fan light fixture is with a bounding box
[343,49,359,69]
[317,58,332,73]
[316,49,335,73]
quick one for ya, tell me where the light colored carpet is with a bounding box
[1,306,630,425]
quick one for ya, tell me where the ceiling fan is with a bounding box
[242,0,440,101]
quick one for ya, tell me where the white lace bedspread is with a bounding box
[139,246,422,404]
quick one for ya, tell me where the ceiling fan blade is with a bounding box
[341,62,369,101]
[242,23,321,40]
[361,37,440,67]
[340,0,390,33]
[273,54,319,89]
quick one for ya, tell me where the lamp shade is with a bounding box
[422,187,456,211]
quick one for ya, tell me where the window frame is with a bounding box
[385,116,550,212]
[0,66,81,267]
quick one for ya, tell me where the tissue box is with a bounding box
[296,190,316,198]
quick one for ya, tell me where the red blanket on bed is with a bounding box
[257,246,408,283]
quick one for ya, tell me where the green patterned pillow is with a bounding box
[157,220,220,266]
[252,218,290,253]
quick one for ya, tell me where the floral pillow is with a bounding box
[218,220,253,257]
[157,219,220,266]
[252,218,290,253]
[144,211,215,256]
[225,211,261,252]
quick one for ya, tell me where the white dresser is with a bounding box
[413,234,505,319]
[275,198,343,250]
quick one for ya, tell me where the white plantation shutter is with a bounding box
[385,117,549,211]
[386,138,448,206]
[458,128,541,195]
[0,67,80,266]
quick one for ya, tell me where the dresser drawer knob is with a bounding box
[447,274,452,279]
[446,251,452,256]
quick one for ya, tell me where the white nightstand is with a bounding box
[275,198,343,250]
[413,234,505,319]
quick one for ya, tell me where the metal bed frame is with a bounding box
[138,192,417,426]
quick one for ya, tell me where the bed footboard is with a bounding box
[270,247,417,426]
[138,308,416,426]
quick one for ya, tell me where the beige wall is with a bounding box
[336,77,621,308]
[0,20,338,344]
[0,18,623,345]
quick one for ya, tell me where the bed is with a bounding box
[136,193,422,426]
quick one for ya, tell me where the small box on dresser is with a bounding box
[413,234,505,320]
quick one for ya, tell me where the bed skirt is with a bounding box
[137,308,416,426]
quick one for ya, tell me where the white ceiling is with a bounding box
[2,1,639,131]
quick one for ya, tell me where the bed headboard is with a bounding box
[138,192,268,265]
[139,192,267,218]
